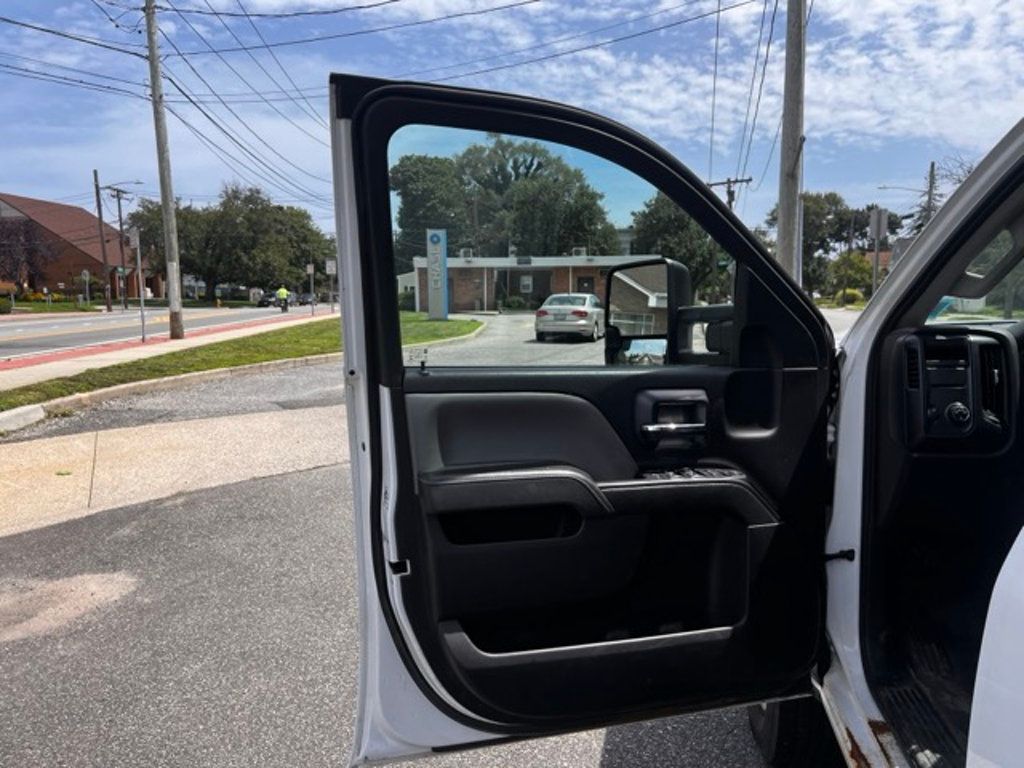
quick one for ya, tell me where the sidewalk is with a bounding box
[0,310,338,392]
[0,404,347,537]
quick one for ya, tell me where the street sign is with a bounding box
[426,229,448,320]
[129,226,140,252]
[57,282,65,290]
[81,270,90,282]
[869,208,889,242]
[116,267,127,276]
[306,263,314,275]
[325,259,337,275]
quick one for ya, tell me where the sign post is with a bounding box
[325,257,337,313]
[426,229,448,320]
[81,269,91,306]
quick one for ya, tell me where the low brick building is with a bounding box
[0,192,160,300]
[409,254,659,313]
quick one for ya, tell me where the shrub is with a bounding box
[0,298,11,315]
[502,295,527,310]
[397,291,416,311]
[835,288,865,306]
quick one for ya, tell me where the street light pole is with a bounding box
[110,187,129,310]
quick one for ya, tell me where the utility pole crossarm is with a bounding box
[707,176,753,210]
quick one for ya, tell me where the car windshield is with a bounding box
[545,295,587,307]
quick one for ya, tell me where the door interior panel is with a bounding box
[387,371,829,725]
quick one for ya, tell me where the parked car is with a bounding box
[331,72,1024,768]
[257,292,278,307]
[298,292,317,305]
[534,293,604,342]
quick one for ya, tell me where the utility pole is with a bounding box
[108,187,130,310]
[776,0,806,283]
[92,169,113,312]
[707,176,752,210]
[925,160,937,224]
[144,0,184,339]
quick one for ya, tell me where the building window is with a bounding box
[519,274,533,294]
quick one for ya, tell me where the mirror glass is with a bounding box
[615,337,668,365]
[607,263,670,336]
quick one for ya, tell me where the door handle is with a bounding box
[641,421,705,435]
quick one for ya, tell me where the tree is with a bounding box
[631,191,731,301]
[127,185,333,301]
[828,250,873,299]
[0,217,57,290]
[389,155,469,274]
[389,134,620,265]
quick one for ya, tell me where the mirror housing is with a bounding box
[604,258,692,365]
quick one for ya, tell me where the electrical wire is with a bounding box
[100,0,405,17]
[159,31,332,192]
[737,0,779,181]
[0,16,146,57]
[0,63,148,100]
[733,0,769,178]
[708,0,721,181]
[167,0,541,55]
[435,0,758,82]
[395,0,703,80]
[234,0,329,128]
[165,0,329,146]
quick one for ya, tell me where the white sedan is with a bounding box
[534,293,605,342]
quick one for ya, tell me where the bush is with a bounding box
[835,288,865,306]
[25,291,45,302]
[397,291,416,311]
[502,295,527,310]
[0,298,11,315]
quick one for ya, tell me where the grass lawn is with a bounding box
[10,302,101,314]
[0,312,480,412]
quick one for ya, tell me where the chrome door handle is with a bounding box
[641,422,705,435]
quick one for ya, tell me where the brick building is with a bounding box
[409,254,659,313]
[0,192,160,300]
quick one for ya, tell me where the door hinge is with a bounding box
[824,549,856,563]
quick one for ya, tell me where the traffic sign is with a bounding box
[325,259,337,275]
[306,263,314,275]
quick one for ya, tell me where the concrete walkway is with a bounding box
[0,405,346,538]
[0,311,339,392]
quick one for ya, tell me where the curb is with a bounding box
[0,352,342,435]
[0,319,487,435]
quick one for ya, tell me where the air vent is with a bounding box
[905,346,921,389]
[979,343,1006,421]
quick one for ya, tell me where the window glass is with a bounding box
[388,125,734,365]
[927,229,1021,323]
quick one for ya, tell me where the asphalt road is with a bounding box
[1,364,767,768]
[0,306,323,361]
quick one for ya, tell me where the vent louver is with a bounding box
[906,346,921,389]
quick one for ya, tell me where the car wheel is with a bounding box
[589,323,600,342]
[747,700,845,767]
[535,332,546,342]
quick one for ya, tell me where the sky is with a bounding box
[1,0,1022,237]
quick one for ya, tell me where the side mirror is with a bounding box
[604,259,692,365]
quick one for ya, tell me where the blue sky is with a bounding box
[1,0,1022,236]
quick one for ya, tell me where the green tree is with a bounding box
[127,186,333,301]
[631,191,730,301]
[389,155,469,274]
[828,250,873,299]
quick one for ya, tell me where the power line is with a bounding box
[158,31,331,192]
[396,0,703,79]
[734,0,770,178]
[0,16,146,57]
[708,0,722,181]
[0,51,146,88]
[166,0,542,55]
[165,0,329,146]
[135,0,407,17]
[737,0,779,180]
[436,0,758,82]
[0,63,148,100]
[234,0,329,128]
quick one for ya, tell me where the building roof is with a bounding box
[0,192,125,268]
